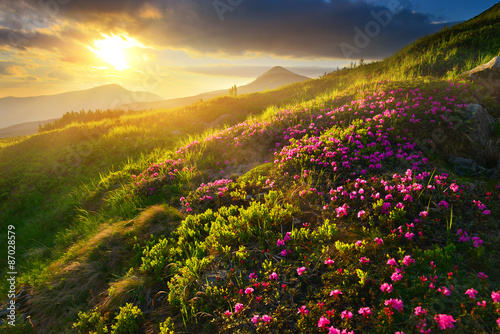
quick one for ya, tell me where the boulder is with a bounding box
[459,103,496,146]
[461,56,500,100]
[210,113,234,127]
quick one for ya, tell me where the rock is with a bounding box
[460,104,496,145]
[450,157,478,176]
[461,56,500,100]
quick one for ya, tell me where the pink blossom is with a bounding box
[234,303,244,313]
[419,211,428,218]
[387,258,398,266]
[276,239,285,247]
[464,288,478,299]
[224,310,232,317]
[341,310,353,320]
[496,318,500,328]
[402,255,415,266]
[438,200,449,208]
[483,210,491,215]
[280,249,288,256]
[492,291,500,303]
[374,237,384,245]
[249,272,257,280]
[330,289,343,298]
[358,307,372,317]
[391,270,403,282]
[357,210,366,218]
[477,300,487,309]
[328,327,341,334]
[438,286,451,296]
[385,298,404,312]
[434,314,456,330]
[318,316,331,328]
[261,315,272,323]
[359,256,370,264]
[245,287,254,295]
[405,232,415,240]
[414,306,427,317]
[251,315,260,324]
[472,236,484,248]
[324,258,335,266]
[380,283,393,293]
[297,305,309,316]
[269,272,278,281]
[297,266,306,276]
[478,272,488,280]
[450,183,459,192]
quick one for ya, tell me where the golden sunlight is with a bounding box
[89,34,143,71]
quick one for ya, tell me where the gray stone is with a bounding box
[461,104,496,145]
[450,157,478,176]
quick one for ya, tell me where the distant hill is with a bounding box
[0,119,57,139]
[0,84,163,129]
[120,66,310,111]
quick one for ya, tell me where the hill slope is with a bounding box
[0,3,499,334]
[0,84,163,129]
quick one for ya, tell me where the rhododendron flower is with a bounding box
[465,288,478,299]
[419,211,428,218]
[496,318,500,328]
[381,283,393,293]
[276,239,285,247]
[477,300,487,309]
[492,291,500,303]
[358,307,372,317]
[297,267,306,275]
[234,303,244,313]
[434,314,456,330]
[402,255,415,266]
[224,310,232,317]
[414,306,427,316]
[387,258,397,266]
[245,287,254,295]
[341,310,353,320]
[297,305,309,316]
[483,210,491,215]
[478,272,488,280]
[251,315,260,324]
[280,249,288,256]
[328,327,341,334]
[318,316,331,328]
[355,240,363,247]
[374,237,384,245]
[324,258,335,266]
[391,270,403,282]
[358,210,366,218]
[359,256,370,264]
[330,289,343,298]
[438,286,451,296]
[249,272,257,280]
[472,236,484,248]
[405,232,415,240]
[438,200,449,208]
[261,315,272,323]
[284,232,292,242]
[269,272,278,281]
[385,299,404,312]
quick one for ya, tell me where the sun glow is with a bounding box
[89,34,143,71]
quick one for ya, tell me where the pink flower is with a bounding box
[224,310,232,317]
[276,239,285,247]
[330,289,343,298]
[380,283,393,293]
[234,303,244,313]
[297,305,309,316]
[359,256,370,264]
[318,316,331,328]
[251,315,260,324]
[419,211,428,218]
[450,183,459,192]
[402,255,415,266]
[328,327,341,334]
[249,272,258,280]
[472,236,484,248]
[261,315,272,323]
[357,210,366,218]
[492,291,500,303]
[482,210,491,215]
[437,286,451,296]
[434,314,456,330]
[391,270,403,282]
[405,232,414,240]
[438,200,449,208]
[280,249,288,256]
[497,318,500,328]
[387,258,398,266]
[269,272,278,281]
[478,272,488,280]
[465,288,478,299]
[284,232,292,241]
[341,310,353,320]
[374,237,384,245]
[414,306,427,317]
[358,307,372,317]
[477,300,487,309]
[324,258,335,266]
[384,298,404,312]
[245,287,254,295]
[297,267,306,276]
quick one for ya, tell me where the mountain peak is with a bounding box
[259,66,296,78]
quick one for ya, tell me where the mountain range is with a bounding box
[0,66,309,138]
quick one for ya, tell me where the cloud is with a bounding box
[0,0,448,60]
[47,69,75,81]
[0,61,27,77]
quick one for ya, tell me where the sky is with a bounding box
[0,0,497,100]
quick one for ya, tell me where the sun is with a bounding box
[89,34,143,71]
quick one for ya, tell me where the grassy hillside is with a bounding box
[0,3,499,334]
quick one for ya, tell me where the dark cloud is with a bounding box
[0,0,448,59]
